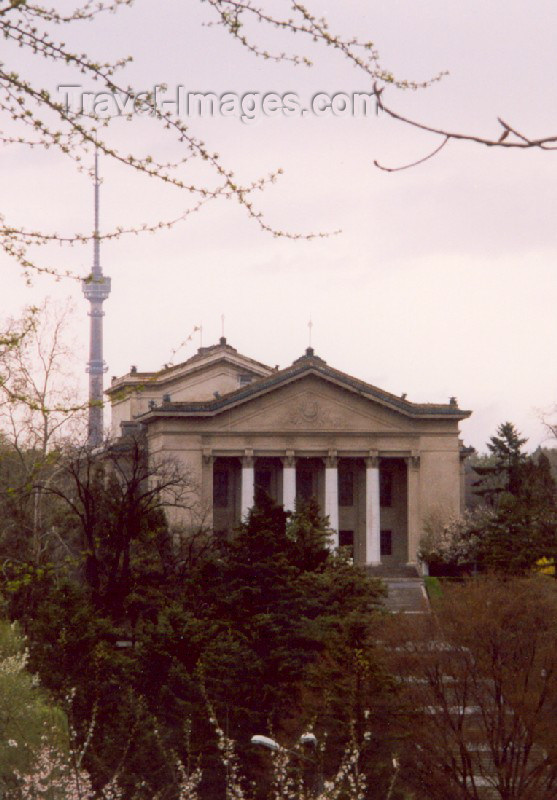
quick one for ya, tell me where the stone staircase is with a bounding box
[365,564,429,614]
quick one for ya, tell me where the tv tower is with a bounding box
[82,150,111,447]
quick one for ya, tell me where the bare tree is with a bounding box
[382,577,557,800]
[0,299,84,563]
[43,427,200,619]
[0,300,83,453]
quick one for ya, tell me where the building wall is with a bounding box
[146,425,206,530]
[418,445,462,541]
[108,348,272,437]
[110,363,250,437]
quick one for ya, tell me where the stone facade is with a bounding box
[107,339,471,567]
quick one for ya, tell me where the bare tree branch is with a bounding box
[373,83,557,172]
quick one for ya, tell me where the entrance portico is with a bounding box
[209,450,416,567]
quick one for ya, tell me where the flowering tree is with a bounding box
[13,742,97,800]
[12,716,375,800]
[418,507,490,573]
[209,2,557,169]
[12,738,203,800]
[0,621,67,796]
[207,698,370,800]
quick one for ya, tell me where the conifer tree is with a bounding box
[473,421,528,503]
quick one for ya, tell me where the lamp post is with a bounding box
[386,756,400,800]
[251,733,323,796]
[251,734,279,752]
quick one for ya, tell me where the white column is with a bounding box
[366,455,381,565]
[203,451,214,527]
[282,452,296,512]
[406,453,421,565]
[324,453,339,549]
[241,454,255,519]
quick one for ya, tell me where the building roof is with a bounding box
[106,337,272,397]
[137,346,471,423]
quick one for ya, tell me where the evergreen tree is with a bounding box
[518,451,556,509]
[473,421,528,503]
[10,492,391,798]
[473,442,557,575]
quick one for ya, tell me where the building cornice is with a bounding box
[137,351,471,423]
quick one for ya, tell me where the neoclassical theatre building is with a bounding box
[107,339,471,568]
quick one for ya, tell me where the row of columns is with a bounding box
[238,452,384,566]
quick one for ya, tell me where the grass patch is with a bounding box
[424,576,443,600]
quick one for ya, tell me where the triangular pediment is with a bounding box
[207,374,414,433]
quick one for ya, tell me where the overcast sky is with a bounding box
[3,0,557,452]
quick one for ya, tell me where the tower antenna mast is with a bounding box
[82,149,111,447]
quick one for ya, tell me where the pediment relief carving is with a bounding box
[281,399,345,429]
[216,386,405,433]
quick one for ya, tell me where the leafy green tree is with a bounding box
[185,497,382,726]
[4,431,195,797]
[0,621,67,796]
[12,494,390,798]
[37,431,195,621]
[474,498,557,576]
[533,446,557,484]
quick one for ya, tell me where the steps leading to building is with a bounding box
[381,578,429,613]
[365,564,429,613]
[365,563,420,579]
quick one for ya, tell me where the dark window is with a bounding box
[213,471,229,508]
[255,469,272,494]
[380,471,393,507]
[339,469,354,507]
[239,374,253,386]
[297,470,314,502]
[380,529,392,557]
[339,530,354,556]
[255,469,272,503]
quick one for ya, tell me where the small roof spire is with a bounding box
[219,314,227,345]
